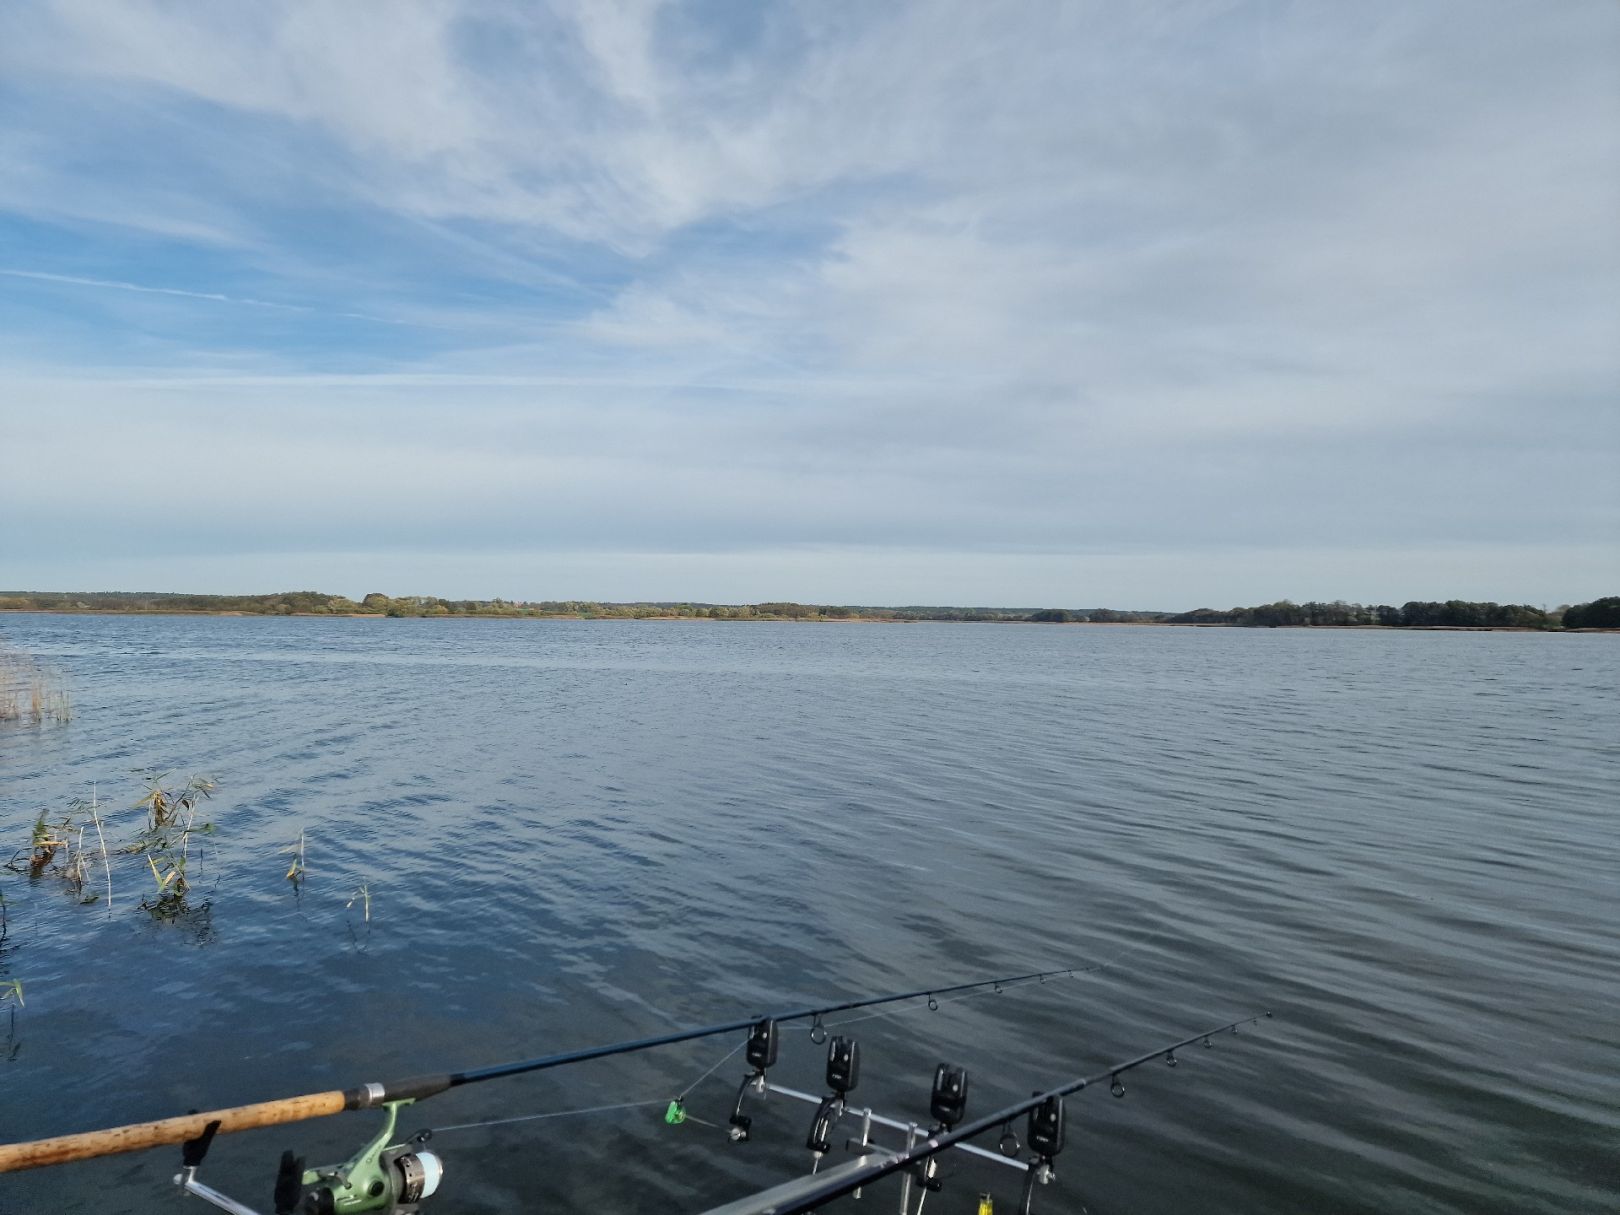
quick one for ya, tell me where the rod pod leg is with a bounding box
[1018,1161,1054,1215]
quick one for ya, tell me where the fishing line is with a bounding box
[675,1038,748,1101]
[428,1099,665,1135]
[423,1037,750,1138]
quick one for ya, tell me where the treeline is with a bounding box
[0,590,359,615]
[1024,608,1163,623]
[1562,596,1620,629]
[1166,599,1617,629]
[4,592,1614,628]
[0,591,1133,622]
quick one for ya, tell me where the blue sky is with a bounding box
[1,0,1616,607]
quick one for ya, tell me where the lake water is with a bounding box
[0,614,1614,1215]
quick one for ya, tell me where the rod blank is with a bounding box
[745,1012,1273,1215]
[0,964,1081,1175]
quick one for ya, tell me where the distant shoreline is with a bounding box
[2,607,1612,633]
[4,591,1615,629]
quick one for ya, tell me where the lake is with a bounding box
[0,614,1614,1214]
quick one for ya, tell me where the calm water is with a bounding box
[0,615,1614,1215]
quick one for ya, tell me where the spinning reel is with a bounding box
[174,1101,443,1215]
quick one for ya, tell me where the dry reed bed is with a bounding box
[0,642,71,724]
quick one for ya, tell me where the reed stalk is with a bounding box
[89,788,112,911]
[0,643,70,724]
[283,830,307,883]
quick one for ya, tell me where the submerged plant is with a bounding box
[346,883,371,922]
[60,825,94,902]
[283,830,307,885]
[0,642,71,724]
[86,789,113,910]
[143,853,188,910]
[133,772,215,831]
[5,810,73,877]
[0,976,19,1062]
[128,774,217,916]
[28,812,69,875]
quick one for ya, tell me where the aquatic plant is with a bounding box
[3,811,72,877]
[132,772,215,831]
[283,830,307,885]
[59,825,94,903]
[127,774,216,916]
[0,885,13,1062]
[0,642,71,724]
[0,975,19,1063]
[28,812,68,876]
[86,790,113,910]
[2,774,382,945]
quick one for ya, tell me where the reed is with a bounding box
[0,643,71,724]
[5,775,374,938]
[88,789,113,911]
[10,812,71,877]
[129,774,216,916]
[283,830,307,884]
[61,826,90,900]
[0,975,20,1063]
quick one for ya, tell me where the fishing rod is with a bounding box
[0,963,1079,1176]
[706,1011,1274,1215]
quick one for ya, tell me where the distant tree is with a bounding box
[1563,597,1620,629]
[361,593,391,613]
[1166,608,1231,624]
[1027,609,1074,623]
[756,602,814,618]
[1401,601,1442,627]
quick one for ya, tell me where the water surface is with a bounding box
[0,615,1614,1214]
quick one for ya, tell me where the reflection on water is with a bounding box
[0,615,1614,1214]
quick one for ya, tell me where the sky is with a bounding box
[1,0,1616,610]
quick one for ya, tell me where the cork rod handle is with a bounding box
[0,1089,349,1173]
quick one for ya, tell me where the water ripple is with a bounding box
[0,617,1613,1213]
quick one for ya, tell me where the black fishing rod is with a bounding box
[752,1011,1273,1215]
[0,963,1082,1173]
[448,964,1080,1089]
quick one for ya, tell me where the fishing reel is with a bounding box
[278,1102,443,1215]
[173,1101,443,1215]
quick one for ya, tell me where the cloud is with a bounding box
[0,268,310,310]
[0,0,1615,600]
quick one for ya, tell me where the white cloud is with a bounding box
[0,0,1615,600]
